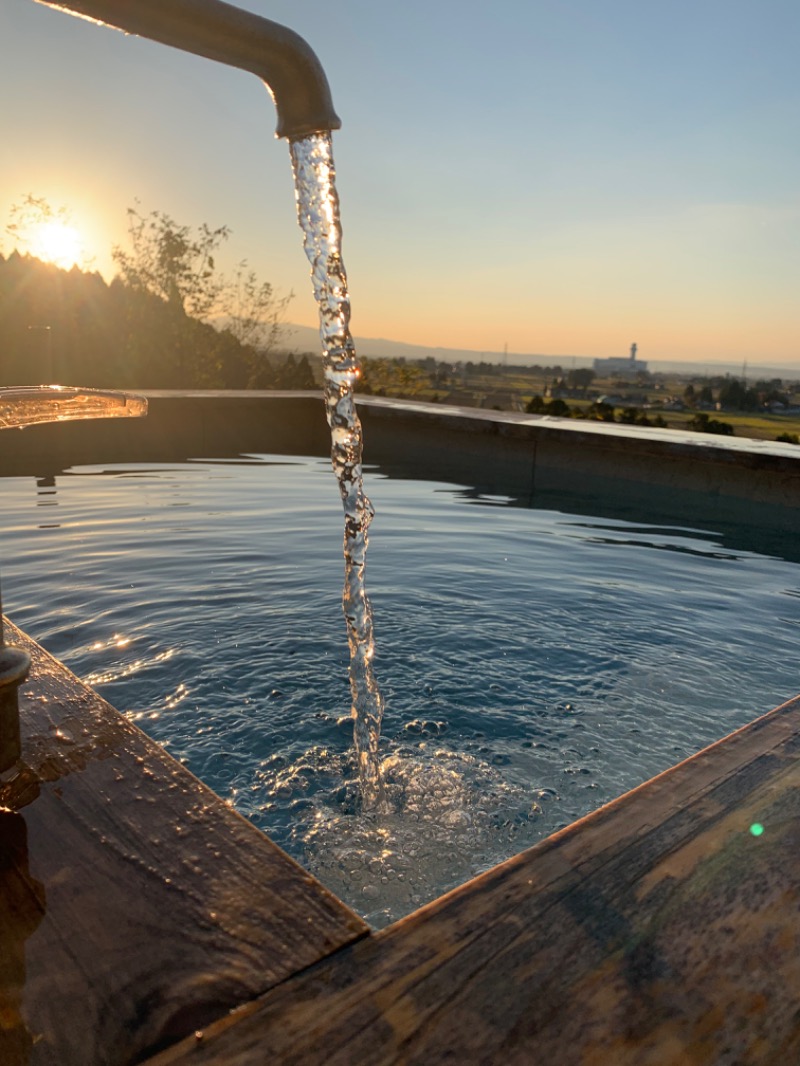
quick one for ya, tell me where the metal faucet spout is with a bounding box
[34,0,341,140]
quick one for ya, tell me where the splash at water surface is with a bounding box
[290,132,384,808]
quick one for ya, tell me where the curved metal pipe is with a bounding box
[34,0,341,140]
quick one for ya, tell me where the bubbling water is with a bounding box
[256,742,547,929]
[290,132,384,808]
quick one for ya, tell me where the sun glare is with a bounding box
[31,220,84,269]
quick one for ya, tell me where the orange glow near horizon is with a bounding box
[29,219,84,270]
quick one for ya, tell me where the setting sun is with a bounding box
[30,219,84,269]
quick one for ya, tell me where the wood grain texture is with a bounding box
[149,694,800,1066]
[0,620,367,1066]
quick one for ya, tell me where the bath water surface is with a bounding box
[2,455,798,927]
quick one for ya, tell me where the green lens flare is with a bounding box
[749,823,765,837]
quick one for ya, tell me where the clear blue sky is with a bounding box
[2,0,799,367]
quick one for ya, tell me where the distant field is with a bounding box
[548,399,798,441]
[652,409,800,443]
[376,362,800,447]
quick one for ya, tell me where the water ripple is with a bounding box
[2,454,798,925]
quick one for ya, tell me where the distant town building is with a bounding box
[594,342,648,379]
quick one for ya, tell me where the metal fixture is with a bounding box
[35,0,341,140]
[0,610,30,774]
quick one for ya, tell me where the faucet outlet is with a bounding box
[35,0,341,139]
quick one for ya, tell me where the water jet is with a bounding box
[35,0,384,801]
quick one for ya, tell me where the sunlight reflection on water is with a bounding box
[3,454,798,926]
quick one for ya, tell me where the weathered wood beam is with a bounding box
[148,693,800,1065]
[0,620,367,1065]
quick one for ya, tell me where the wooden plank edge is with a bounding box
[141,693,800,1063]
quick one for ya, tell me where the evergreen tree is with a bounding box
[1,198,289,390]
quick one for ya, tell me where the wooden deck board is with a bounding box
[148,694,800,1066]
[0,620,368,1066]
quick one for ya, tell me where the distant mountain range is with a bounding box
[281,323,800,381]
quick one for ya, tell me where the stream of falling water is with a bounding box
[290,132,384,809]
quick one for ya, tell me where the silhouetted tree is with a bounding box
[110,203,290,386]
[222,261,293,358]
[272,351,317,389]
[567,368,595,394]
[587,401,616,422]
[718,377,758,411]
[0,212,278,390]
[689,412,734,435]
[3,194,93,270]
[112,205,229,319]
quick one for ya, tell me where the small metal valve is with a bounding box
[0,637,30,774]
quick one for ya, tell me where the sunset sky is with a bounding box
[2,0,799,368]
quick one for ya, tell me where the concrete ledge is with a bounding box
[2,392,798,532]
[356,397,800,511]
